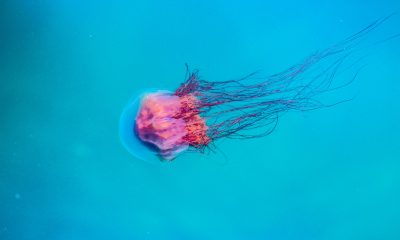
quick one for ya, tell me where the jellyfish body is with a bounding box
[119,90,164,163]
[119,89,210,161]
[120,16,396,162]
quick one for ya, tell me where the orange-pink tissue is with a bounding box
[135,91,210,160]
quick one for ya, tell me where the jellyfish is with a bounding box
[120,16,396,163]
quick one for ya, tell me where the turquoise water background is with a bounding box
[1,1,400,239]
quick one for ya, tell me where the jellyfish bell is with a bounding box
[119,88,208,163]
[119,89,163,164]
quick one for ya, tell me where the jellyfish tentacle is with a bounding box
[173,16,395,150]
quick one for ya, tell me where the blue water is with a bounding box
[1,1,400,239]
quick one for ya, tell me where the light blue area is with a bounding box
[1,0,400,239]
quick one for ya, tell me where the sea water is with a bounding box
[1,1,399,239]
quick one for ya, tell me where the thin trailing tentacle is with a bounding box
[173,15,397,152]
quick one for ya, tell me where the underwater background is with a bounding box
[1,0,400,239]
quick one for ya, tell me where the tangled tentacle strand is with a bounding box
[174,15,394,152]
